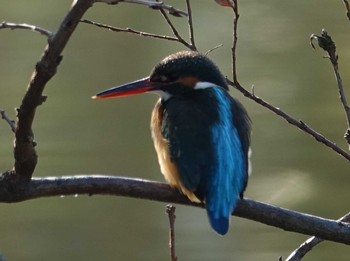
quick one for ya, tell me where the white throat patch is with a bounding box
[153,90,172,101]
[194,81,217,90]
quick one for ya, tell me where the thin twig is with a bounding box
[81,19,178,41]
[0,174,348,244]
[215,0,238,80]
[227,79,350,162]
[231,0,239,83]
[185,0,196,50]
[0,110,16,133]
[0,21,53,37]
[285,212,350,261]
[342,0,350,21]
[310,29,350,147]
[166,205,177,261]
[158,6,195,50]
[205,44,224,56]
[204,2,350,162]
[95,0,188,17]
[226,4,350,162]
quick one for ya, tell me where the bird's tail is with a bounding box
[205,168,244,235]
[206,195,238,235]
[207,211,230,235]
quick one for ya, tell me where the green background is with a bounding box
[1,0,350,260]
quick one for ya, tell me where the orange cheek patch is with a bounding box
[177,76,199,87]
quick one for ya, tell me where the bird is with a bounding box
[93,51,251,235]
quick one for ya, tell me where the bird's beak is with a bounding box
[92,77,157,99]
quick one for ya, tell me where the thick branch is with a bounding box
[1,174,350,245]
[13,0,94,180]
[285,212,350,261]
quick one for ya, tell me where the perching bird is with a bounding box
[93,51,251,235]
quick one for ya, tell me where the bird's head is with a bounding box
[93,51,228,101]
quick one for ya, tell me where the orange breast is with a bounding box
[151,99,200,203]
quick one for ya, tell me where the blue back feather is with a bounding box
[205,88,245,235]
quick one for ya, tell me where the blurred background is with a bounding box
[1,0,350,260]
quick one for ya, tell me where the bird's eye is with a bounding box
[159,75,169,82]
[151,74,169,83]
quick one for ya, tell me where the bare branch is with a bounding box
[166,205,177,261]
[13,0,94,180]
[90,0,192,49]
[0,174,349,245]
[227,79,350,162]
[185,0,196,50]
[95,0,188,17]
[231,0,239,83]
[0,110,16,133]
[213,0,238,76]
[80,19,178,41]
[342,0,350,21]
[0,21,53,37]
[285,237,322,261]
[158,7,195,50]
[310,29,350,147]
[205,44,224,56]
[285,212,350,261]
[225,7,350,163]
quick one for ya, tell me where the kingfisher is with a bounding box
[93,51,251,235]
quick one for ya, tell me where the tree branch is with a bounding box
[158,6,196,50]
[84,0,346,167]
[285,212,350,261]
[231,0,239,83]
[342,0,350,21]
[95,0,188,17]
[185,0,196,50]
[13,0,94,180]
[166,205,178,261]
[214,1,350,168]
[2,2,350,259]
[227,79,350,162]
[80,19,179,41]
[0,174,349,245]
[0,110,16,133]
[0,21,53,37]
[310,29,350,147]
[221,3,350,163]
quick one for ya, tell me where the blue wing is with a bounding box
[205,88,249,234]
[161,87,250,235]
